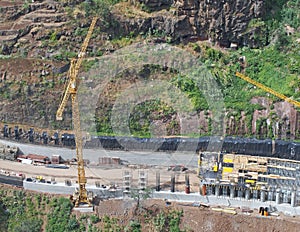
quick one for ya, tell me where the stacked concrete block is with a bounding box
[0,142,19,161]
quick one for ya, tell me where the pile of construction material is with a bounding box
[98,157,121,166]
[17,154,50,165]
[0,142,19,161]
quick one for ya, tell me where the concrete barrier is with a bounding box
[152,191,300,216]
[23,180,123,198]
[0,174,23,187]
[22,181,300,216]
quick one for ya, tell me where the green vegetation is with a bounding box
[0,199,8,231]
[46,197,75,232]
[102,215,123,231]
[153,210,184,232]
[171,75,209,111]
[130,188,152,213]
[281,0,300,29]
[129,100,179,137]
[53,50,77,61]
[204,44,299,113]
[22,1,30,10]
[0,188,100,232]
[0,189,43,232]
[0,187,186,232]
[80,0,121,18]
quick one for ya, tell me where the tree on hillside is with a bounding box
[130,187,152,215]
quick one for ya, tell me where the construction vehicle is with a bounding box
[56,17,98,207]
[36,175,44,181]
[236,72,300,108]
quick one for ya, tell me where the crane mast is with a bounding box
[56,17,98,207]
[236,72,300,108]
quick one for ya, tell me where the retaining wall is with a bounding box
[0,174,23,187]
[23,180,123,198]
[152,191,300,216]
[22,180,300,216]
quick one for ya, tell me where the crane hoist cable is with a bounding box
[56,17,98,207]
[236,72,300,108]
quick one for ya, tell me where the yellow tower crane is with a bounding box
[56,17,98,207]
[236,72,300,108]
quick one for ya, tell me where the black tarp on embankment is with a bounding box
[222,137,273,157]
[85,136,211,152]
[61,133,76,147]
[84,136,300,161]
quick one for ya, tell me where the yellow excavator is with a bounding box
[56,17,98,207]
[236,72,300,108]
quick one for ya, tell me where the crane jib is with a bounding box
[235,72,300,108]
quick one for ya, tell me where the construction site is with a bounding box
[1,136,300,218]
[1,0,300,231]
[199,152,300,208]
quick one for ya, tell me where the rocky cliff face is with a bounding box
[228,99,299,140]
[122,0,265,47]
[177,0,265,46]
[0,0,269,56]
[0,0,298,139]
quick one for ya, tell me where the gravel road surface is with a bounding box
[0,139,198,167]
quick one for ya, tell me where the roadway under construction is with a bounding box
[1,138,300,216]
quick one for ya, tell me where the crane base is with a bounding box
[73,204,94,213]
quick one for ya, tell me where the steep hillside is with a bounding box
[1,184,300,232]
[0,0,299,140]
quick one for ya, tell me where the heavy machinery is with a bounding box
[236,72,300,108]
[56,17,98,207]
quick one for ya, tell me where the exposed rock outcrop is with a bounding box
[0,0,271,56]
[0,0,298,139]
[223,97,300,140]
[137,0,173,11]
[121,0,266,46]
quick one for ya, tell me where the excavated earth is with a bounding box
[95,198,300,232]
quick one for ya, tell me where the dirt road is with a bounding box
[0,139,198,167]
[0,159,200,191]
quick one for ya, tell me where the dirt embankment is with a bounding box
[94,198,300,232]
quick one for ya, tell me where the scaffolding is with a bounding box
[123,170,132,195]
[138,170,147,190]
[199,152,300,206]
